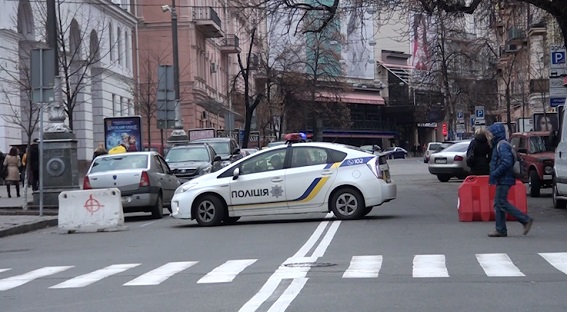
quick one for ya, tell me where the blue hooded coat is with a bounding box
[488,123,515,185]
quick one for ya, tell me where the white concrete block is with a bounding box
[58,188,127,233]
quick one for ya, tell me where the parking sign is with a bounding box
[550,46,567,107]
[552,51,566,65]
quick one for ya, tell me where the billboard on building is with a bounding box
[533,113,559,132]
[411,13,430,71]
[340,5,375,79]
[104,116,142,152]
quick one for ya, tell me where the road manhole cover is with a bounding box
[283,262,336,268]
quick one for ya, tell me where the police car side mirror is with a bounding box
[232,167,240,180]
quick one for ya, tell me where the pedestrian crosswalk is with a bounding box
[1,252,567,291]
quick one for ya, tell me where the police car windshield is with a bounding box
[166,147,210,162]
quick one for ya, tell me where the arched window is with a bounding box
[117,27,122,65]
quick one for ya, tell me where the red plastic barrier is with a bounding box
[458,176,528,222]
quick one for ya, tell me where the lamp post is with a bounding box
[162,1,181,128]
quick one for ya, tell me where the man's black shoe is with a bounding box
[488,231,507,237]
[523,219,533,236]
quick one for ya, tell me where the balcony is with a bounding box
[193,7,223,38]
[507,26,526,44]
[220,34,241,54]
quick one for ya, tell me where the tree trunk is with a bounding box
[147,115,151,150]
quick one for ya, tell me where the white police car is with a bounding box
[170,142,396,226]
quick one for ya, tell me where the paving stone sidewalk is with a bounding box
[0,184,58,238]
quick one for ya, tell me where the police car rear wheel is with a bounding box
[194,195,225,226]
[330,187,365,220]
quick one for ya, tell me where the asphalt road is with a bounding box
[2,158,567,312]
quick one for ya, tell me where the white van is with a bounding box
[552,105,566,208]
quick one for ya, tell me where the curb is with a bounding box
[0,218,58,239]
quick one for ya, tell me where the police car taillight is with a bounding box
[367,157,381,178]
[368,156,391,182]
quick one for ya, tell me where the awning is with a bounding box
[378,62,414,84]
[316,92,385,105]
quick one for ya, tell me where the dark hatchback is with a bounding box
[165,143,223,181]
[190,137,242,168]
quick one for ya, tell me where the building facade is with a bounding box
[0,0,137,171]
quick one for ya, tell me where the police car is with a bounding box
[170,142,396,226]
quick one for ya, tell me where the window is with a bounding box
[119,96,124,116]
[239,149,287,175]
[90,154,148,173]
[510,137,521,150]
[109,22,113,61]
[117,27,122,65]
[112,94,116,115]
[291,147,328,168]
[125,30,131,69]
[154,155,166,173]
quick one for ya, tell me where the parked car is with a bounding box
[509,131,555,197]
[428,140,471,182]
[83,151,182,219]
[423,142,442,163]
[265,141,286,149]
[360,145,382,155]
[383,147,408,159]
[170,142,396,226]
[241,148,259,156]
[190,137,242,167]
[165,143,223,182]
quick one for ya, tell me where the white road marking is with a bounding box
[539,252,567,274]
[0,266,73,291]
[0,269,11,274]
[343,255,383,278]
[267,277,308,312]
[413,255,450,278]
[476,253,525,277]
[139,221,158,227]
[124,261,197,286]
[197,259,257,284]
[239,220,341,312]
[50,264,140,289]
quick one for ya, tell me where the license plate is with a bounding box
[435,159,447,164]
[543,174,552,180]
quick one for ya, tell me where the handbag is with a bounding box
[1,165,7,179]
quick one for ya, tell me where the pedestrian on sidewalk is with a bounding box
[3,147,21,198]
[487,123,533,237]
[28,139,40,191]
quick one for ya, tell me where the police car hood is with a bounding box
[168,161,210,170]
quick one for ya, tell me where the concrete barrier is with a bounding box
[58,188,127,233]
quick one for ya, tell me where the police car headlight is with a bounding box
[175,182,198,194]
[201,165,212,174]
[545,166,553,174]
[221,160,231,167]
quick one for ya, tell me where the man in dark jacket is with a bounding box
[487,123,533,237]
[28,139,40,191]
[466,128,492,175]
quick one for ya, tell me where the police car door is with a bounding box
[229,148,289,211]
[286,146,339,211]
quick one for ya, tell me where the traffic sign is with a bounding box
[474,106,485,119]
[549,46,567,107]
[552,51,565,65]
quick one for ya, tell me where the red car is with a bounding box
[509,131,555,197]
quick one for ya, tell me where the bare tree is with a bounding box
[0,52,44,209]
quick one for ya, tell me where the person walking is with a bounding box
[28,139,40,191]
[487,123,533,237]
[3,147,21,198]
[466,128,492,175]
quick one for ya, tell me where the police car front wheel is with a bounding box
[330,187,365,220]
[194,195,226,226]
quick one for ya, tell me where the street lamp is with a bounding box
[161,1,181,128]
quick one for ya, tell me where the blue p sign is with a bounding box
[476,109,484,118]
[552,51,565,65]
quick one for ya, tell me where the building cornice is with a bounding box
[93,0,138,27]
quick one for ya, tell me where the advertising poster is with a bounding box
[104,116,142,152]
[533,113,559,132]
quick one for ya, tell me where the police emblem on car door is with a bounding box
[229,149,288,211]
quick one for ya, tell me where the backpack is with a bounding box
[466,140,475,168]
[497,140,523,179]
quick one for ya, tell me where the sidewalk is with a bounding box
[0,184,58,238]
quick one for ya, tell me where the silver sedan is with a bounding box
[428,140,472,182]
